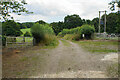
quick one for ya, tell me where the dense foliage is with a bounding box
[35,20,46,24]
[109,0,120,11]
[1,0,32,21]
[31,23,55,44]
[19,22,35,29]
[100,12,119,34]
[58,25,95,40]
[64,14,83,29]
[2,20,22,36]
[58,27,81,37]
[80,25,95,39]
[50,12,119,35]
[50,21,64,35]
[24,31,31,37]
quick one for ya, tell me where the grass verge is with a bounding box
[106,63,119,78]
[41,38,59,49]
[74,40,118,54]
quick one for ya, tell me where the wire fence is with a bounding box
[95,33,119,40]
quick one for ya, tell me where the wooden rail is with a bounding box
[6,36,33,48]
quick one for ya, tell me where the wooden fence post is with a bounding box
[6,37,7,47]
[23,37,25,42]
[33,38,36,46]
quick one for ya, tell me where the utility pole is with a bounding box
[104,10,107,33]
[98,11,101,34]
[98,10,107,33]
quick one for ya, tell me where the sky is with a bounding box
[12,0,118,23]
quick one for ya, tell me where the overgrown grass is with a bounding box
[58,25,95,40]
[61,39,71,46]
[63,34,81,41]
[74,40,118,54]
[106,63,119,78]
[41,37,59,49]
[95,37,118,40]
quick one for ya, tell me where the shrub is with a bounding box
[24,31,31,37]
[63,34,81,41]
[58,27,81,37]
[31,23,55,44]
[80,25,95,39]
[2,36,6,46]
[58,24,95,40]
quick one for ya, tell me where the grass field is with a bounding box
[16,37,33,42]
[20,28,31,36]
[74,40,118,54]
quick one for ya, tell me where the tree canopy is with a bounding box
[0,0,32,21]
[64,14,83,29]
[2,20,22,36]
[109,0,120,11]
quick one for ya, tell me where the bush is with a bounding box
[63,34,81,41]
[58,27,81,37]
[31,23,55,44]
[2,36,6,46]
[58,24,95,40]
[80,25,95,39]
[24,31,31,37]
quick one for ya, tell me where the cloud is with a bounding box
[12,0,116,23]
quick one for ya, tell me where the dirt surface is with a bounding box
[2,40,118,78]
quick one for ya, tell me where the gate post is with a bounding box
[33,38,36,46]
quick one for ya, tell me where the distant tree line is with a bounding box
[2,12,119,38]
[50,12,119,35]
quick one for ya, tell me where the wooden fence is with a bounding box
[6,36,34,48]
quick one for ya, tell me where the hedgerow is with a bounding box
[58,25,95,40]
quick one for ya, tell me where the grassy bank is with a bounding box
[74,40,118,54]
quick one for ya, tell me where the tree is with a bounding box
[109,0,120,11]
[2,20,22,36]
[82,19,86,24]
[92,18,99,32]
[100,12,119,34]
[64,14,83,29]
[106,13,118,33]
[22,22,34,28]
[50,21,64,35]
[36,20,46,24]
[85,19,92,25]
[0,0,32,21]
[80,25,95,39]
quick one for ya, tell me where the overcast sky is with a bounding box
[12,0,118,23]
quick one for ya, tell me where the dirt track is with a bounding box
[3,40,117,78]
[29,40,115,78]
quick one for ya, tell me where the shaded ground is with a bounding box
[2,40,118,78]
